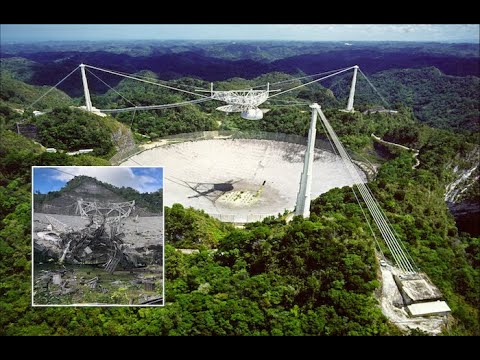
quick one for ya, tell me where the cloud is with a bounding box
[2,24,478,43]
[261,24,478,42]
[49,167,163,193]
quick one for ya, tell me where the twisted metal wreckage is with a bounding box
[35,200,142,273]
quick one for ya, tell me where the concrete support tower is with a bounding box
[295,103,320,217]
[79,64,93,112]
[346,65,359,112]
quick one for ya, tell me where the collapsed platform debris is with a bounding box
[33,265,163,305]
[33,174,164,305]
[34,199,149,273]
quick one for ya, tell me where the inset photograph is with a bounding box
[32,166,164,306]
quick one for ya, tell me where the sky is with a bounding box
[1,24,479,43]
[33,166,164,194]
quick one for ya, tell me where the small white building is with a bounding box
[66,149,94,156]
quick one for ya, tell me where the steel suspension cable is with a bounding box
[85,68,137,107]
[269,66,356,99]
[315,109,386,258]
[84,64,209,98]
[316,107,416,273]
[26,66,79,109]
[100,97,212,113]
[358,68,390,107]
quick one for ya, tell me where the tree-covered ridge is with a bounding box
[0,70,73,110]
[0,57,38,82]
[5,40,479,58]
[165,204,232,249]
[0,104,134,159]
[2,46,478,134]
[331,67,480,132]
[2,41,478,73]
[32,108,115,156]
[161,218,394,336]
[0,131,110,185]
[89,65,478,135]
[89,73,219,140]
[35,175,163,215]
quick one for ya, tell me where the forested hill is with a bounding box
[2,40,479,63]
[331,67,480,132]
[1,41,478,91]
[0,70,73,110]
[91,66,479,134]
[34,175,163,215]
[1,40,478,133]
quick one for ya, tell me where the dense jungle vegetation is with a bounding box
[0,41,478,335]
